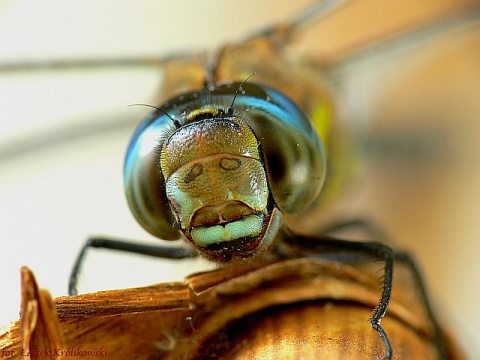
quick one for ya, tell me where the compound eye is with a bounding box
[231,84,327,214]
[124,109,180,240]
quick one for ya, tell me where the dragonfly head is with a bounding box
[124,82,326,262]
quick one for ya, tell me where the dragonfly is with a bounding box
[0,4,478,356]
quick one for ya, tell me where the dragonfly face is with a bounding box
[124,82,326,261]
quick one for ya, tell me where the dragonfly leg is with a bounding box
[284,235,395,359]
[281,233,394,359]
[393,251,450,359]
[69,237,197,296]
[318,217,449,357]
[283,217,450,359]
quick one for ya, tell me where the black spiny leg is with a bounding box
[290,218,449,359]
[69,237,197,296]
[282,234,394,359]
[321,218,450,359]
[393,251,450,360]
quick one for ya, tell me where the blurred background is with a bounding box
[1,0,479,358]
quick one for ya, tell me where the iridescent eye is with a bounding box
[124,82,327,261]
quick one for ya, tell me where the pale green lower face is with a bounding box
[190,213,263,246]
[164,153,269,247]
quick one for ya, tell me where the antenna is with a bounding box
[128,104,181,128]
[227,72,256,115]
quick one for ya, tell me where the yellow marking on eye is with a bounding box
[311,102,332,154]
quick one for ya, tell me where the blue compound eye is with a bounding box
[124,82,326,261]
